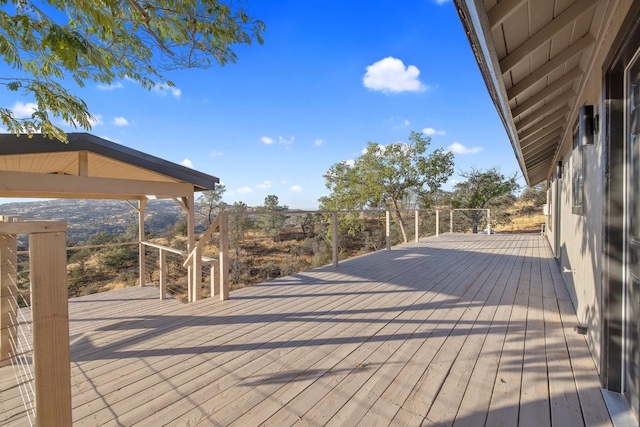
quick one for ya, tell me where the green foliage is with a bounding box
[198,184,226,225]
[451,166,520,229]
[519,183,547,210]
[99,246,136,270]
[1,0,265,141]
[320,131,454,242]
[258,195,288,240]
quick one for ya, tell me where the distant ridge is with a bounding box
[0,199,183,243]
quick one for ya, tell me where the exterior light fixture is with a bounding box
[555,160,563,179]
[579,105,595,146]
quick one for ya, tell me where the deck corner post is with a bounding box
[332,212,339,267]
[193,247,202,301]
[0,233,16,367]
[436,210,440,237]
[210,264,216,297]
[415,210,419,243]
[219,212,229,301]
[450,210,453,233]
[386,210,391,251]
[30,230,72,427]
[159,248,166,300]
[138,198,147,287]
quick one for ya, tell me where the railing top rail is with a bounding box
[141,240,186,256]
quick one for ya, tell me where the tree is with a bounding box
[1,0,265,141]
[451,166,520,231]
[258,194,288,241]
[320,131,454,243]
[197,184,226,225]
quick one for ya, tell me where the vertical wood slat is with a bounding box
[185,195,195,302]
[138,199,147,287]
[415,210,419,243]
[210,264,216,298]
[29,231,72,427]
[0,234,16,367]
[192,247,202,301]
[218,212,229,301]
[332,212,339,267]
[159,248,166,301]
[487,209,492,235]
[450,210,453,233]
[436,209,440,237]
[386,211,391,251]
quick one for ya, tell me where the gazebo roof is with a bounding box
[0,133,219,200]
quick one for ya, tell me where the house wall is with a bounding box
[543,0,634,373]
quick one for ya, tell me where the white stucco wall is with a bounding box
[543,0,634,373]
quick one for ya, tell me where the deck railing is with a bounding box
[0,216,72,427]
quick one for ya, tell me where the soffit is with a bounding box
[457,0,612,185]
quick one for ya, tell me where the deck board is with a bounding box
[0,234,613,426]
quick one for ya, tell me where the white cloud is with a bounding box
[99,135,119,142]
[434,0,451,4]
[290,185,303,192]
[210,149,223,157]
[345,159,355,167]
[88,114,104,126]
[255,180,272,189]
[404,119,410,126]
[97,82,124,90]
[11,101,37,117]
[279,136,295,145]
[113,116,129,126]
[261,136,274,145]
[447,142,484,155]
[423,127,446,136]
[236,186,253,194]
[363,57,427,93]
[281,180,288,184]
[154,83,181,98]
[181,158,194,168]
[315,139,325,147]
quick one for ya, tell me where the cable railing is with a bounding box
[142,240,216,303]
[1,216,72,426]
[2,235,36,426]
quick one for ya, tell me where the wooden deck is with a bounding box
[1,234,613,426]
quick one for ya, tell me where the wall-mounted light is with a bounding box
[555,160,563,179]
[579,105,595,146]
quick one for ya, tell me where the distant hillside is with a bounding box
[0,199,184,243]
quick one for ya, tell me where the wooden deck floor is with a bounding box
[0,234,613,426]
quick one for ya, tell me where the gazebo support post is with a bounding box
[138,198,147,287]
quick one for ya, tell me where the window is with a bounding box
[572,128,584,214]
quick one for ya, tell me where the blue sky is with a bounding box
[1,0,523,209]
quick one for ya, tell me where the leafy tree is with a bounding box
[320,131,454,243]
[1,0,265,141]
[519,183,547,214]
[451,166,520,231]
[259,194,288,241]
[197,184,226,225]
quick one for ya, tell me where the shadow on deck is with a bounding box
[1,234,614,426]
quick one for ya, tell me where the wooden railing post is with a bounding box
[30,230,72,426]
[0,234,16,367]
[332,212,339,267]
[159,248,166,300]
[450,210,453,233]
[210,264,216,298]
[435,210,440,237]
[219,212,229,301]
[386,211,391,251]
[487,209,491,235]
[138,198,147,287]
[192,247,202,301]
[414,210,419,243]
